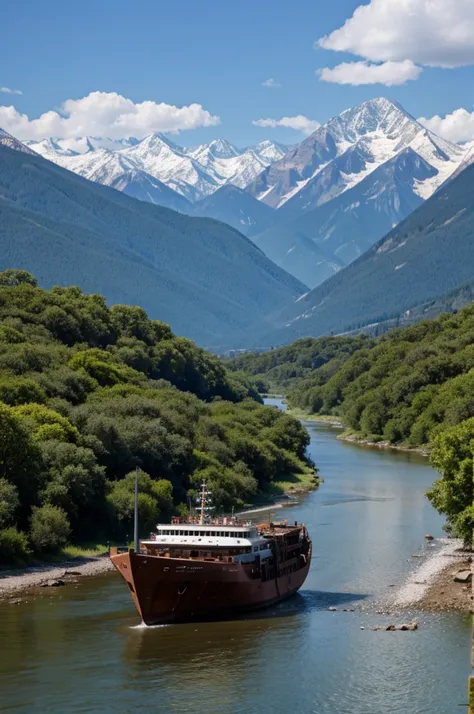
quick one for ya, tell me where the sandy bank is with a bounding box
[0,556,113,600]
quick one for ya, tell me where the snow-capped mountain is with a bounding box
[246,98,469,288]
[26,133,288,204]
[1,128,37,155]
[248,98,465,214]
[15,98,471,292]
[25,135,138,155]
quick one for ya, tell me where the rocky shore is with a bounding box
[0,556,114,600]
[392,539,472,613]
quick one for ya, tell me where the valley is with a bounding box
[21,98,471,295]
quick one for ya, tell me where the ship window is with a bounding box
[260,544,266,551]
[253,546,258,552]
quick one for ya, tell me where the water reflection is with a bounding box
[0,409,470,714]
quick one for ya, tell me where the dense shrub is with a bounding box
[29,505,71,553]
[0,527,31,564]
[0,272,313,560]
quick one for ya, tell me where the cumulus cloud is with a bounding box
[262,78,281,88]
[317,0,474,69]
[253,115,320,136]
[318,60,422,86]
[419,108,474,144]
[0,86,22,95]
[0,91,220,140]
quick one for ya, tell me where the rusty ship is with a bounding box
[110,481,312,625]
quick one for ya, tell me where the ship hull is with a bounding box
[111,549,311,625]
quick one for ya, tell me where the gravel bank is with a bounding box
[0,556,113,599]
[392,539,471,612]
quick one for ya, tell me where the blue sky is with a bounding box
[2,0,474,147]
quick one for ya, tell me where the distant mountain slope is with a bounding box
[248,98,463,213]
[243,159,474,347]
[0,144,306,347]
[0,128,36,155]
[26,134,287,204]
[192,185,276,237]
[108,169,192,213]
[254,147,437,286]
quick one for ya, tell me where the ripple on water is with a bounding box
[0,411,471,714]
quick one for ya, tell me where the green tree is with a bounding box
[30,504,71,553]
[107,470,173,537]
[0,269,37,287]
[0,403,43,520]
[0,527,31,563]
[427,418,474,546]
[0,478,19,529]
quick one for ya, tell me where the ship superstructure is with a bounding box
[110,481,311,624]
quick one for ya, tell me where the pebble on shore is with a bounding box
[392,539,472,613]
[0,557,114,600]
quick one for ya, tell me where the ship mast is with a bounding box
[198,480,212,525]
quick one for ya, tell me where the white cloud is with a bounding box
[0,86,22,95]
[253,115,320,136]
[262,78,281,88]
[317,0,474,69]
[318,60,422,86]
[0,91,220,140]
[419,108,474,144]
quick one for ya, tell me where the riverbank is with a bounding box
[0,556,113,601]
[286,406,430,454]
[392,539,472,613]
[338,433,429,456]
[285,408,343,427]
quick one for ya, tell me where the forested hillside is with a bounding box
[229,307,474,541]
[0,144,305,348]
[0,271,312,563]
[226,336,372,393]
[286,306,474,449]
[247,160,474,348]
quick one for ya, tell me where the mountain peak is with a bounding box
[138,132,182,153]
[207,138,239,158]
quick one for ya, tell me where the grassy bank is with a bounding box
[248,466,322,506]
[285,407,343,426]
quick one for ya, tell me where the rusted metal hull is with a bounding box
[111,548,311,625]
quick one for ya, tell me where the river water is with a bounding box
[0,398,470,713]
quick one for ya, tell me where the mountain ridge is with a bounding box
[0,143,306,348]
[244,158,474,347]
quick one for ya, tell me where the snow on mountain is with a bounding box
[251,140,288,163]
[247,99,470,290]
[248,98,465,214]
[185,139,288,191]
[23,133,287,204]
[0,128,36,155]
[25,137,80,162]
[187,138,240,161]
[118,133,220,202]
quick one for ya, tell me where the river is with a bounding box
[0,398,470,713]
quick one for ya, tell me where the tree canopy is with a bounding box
[229,304,474,542]
[0,272,312,562]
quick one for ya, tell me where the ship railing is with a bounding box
[170,516,254,528]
